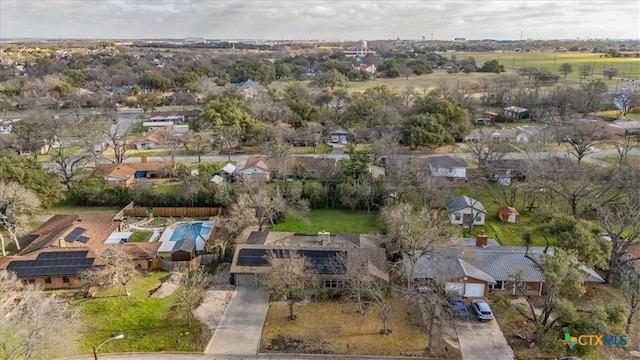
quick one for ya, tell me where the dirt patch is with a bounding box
[192,263,234,330]
[148,272,183,298]
[266,335,332,354]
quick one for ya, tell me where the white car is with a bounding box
[470,299,494,321]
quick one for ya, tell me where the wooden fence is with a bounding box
[123,207,221,218]
[157,254,215,272]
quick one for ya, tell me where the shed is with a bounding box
[171,238,196,261]
[498,206,520,223]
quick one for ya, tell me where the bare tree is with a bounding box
[263,250,315,321]
[366,279,392,335]
[172,269,214,326]
[0,272,80,360]
[47,147,92,189]
[466,131,511,166]
[380,203,455,289]
[609,134,640,164]
[369,131,400,165]
[216,125,241,162]
[0,182,41,255]
[102,119,132,163]
[617,266,640,334]
[81,247,139,296]
[212,198,255,261]
[555,120,610,164]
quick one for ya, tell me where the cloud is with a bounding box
[0,0,638,40]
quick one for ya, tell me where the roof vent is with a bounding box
[317,231,331,246]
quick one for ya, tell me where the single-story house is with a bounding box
[406,234,604,298]
[230,231,387,287]
[239,156,271,179]
[133,129,173,150]
[498,206,520,223]
[94,159,168,187]
[164,91,199,105]
[151,109,201,121]
[330,128,349,144]
[516,126,541,143]
[484,159,527,185]
[504,106,530,120]
[0,248,103,289]
[231,79,267,98]
[240,156,337,180]
[428,155,468,182]
[447,195,486,226]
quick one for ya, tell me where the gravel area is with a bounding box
[193,263,234,330]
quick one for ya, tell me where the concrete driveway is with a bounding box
[456,318,515,360]
[205,287,270,355]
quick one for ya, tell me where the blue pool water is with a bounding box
[169,222,204,242]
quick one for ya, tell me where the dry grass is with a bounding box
[261,298,460,358]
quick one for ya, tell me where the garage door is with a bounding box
[234,273,257,286]
[446,282,464,296]
[464,283,485,298]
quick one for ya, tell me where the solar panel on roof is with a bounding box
[35,251,88,260]
[64,227,86,242]
[7,251,95,277]
[76,236,90,243]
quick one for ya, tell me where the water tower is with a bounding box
[356,39,368,57]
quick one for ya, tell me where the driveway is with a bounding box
[205,287,270,355]
[456,319,515,360]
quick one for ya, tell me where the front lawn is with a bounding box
[261,298,458,357]
[271,209,380,234]
[290,143,333,154]
[73,271,211,355]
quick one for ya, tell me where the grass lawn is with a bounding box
[130,230,153,242]
[261,298,458,357]
[290,143,334,154]
[48,199,121,215]
[594,154,640,164]
[271,209,380,234]
[73,271,211,355]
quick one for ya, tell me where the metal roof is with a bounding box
[447,195,486,213]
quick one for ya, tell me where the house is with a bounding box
[133,129,173,150]
[240,156,337,180]
[354,128,376,143]
[503,106,530,120]
[165,91,198,105]
[239,156,271,179]
[406,234,605,298]
[485,159,527,185]
[447,195,486,226]
[151,109,201,121]
[482,111,500,122]
[498,206,520,223]
[330,128,349,144]
[354,63,377,74]
[231,79,267,98]
[516,126,541,143]
[428,155,467,182]
[230,231,388,287]
[94,159,168,187]
[0,248,103,289]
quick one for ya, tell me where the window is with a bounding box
[44,277,52,284]
[491,281,505,290]
[28,278,36,285]
[62,276,70,283]
[454,214,461,221]
[475,213,483,221]
[324,280,341,289]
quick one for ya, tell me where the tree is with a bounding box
[309,69,349,90]
[466,131,511,166]
[556,120,610,164]
[47,147,92,189]
[197,98,263,141]
[212,198,254,261]
[366,279,393,335]
[0,272,80,360]
[403,114,452,149]
[477,59,505,73]
[617,267,640,334]
[413,96,471,141]
[263,250,315,321]
[579,64,593,80]
[0,182,41,256]
[558,63,573,78]
[380,203,455,289]
[611,88,640,119]
[0,155,63,208]
[577,80,608,115]
[610,134,640,164]
[102,119,132,163]
[136,92,161,114]
[81,246,139,296]
[172,269,214,327]
[603,67,618,80]
[215,125,241,162]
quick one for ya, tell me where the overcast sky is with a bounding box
[1,0,638,41]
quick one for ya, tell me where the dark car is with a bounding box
[448,297,469,320]
[470,299,494,321]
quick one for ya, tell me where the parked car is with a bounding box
[448,297,469,320]
[470,299,494,321]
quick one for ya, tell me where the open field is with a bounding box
[455,51,640,82]
[73,271,211,355]
[271,209,380,234]
[261,298,458,357]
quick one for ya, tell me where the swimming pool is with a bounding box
[169,222,204,242]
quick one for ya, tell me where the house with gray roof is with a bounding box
[428,155,467,182]
[406,234,604,299]
[447,195,486,226]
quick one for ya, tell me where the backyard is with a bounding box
[261,298,458,357]
[271,208,380,234]
[72,271,211,355]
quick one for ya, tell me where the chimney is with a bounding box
[141,156,147,163]
[476,231,488,247]
[317,231,331,246]
[59,238,66,247]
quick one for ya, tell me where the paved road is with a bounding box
[71,354,452,360]
[455,319,514,360]
[205,287,270,355]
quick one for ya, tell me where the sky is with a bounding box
[1,0,638,41]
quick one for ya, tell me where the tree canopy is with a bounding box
[0,154,63,208]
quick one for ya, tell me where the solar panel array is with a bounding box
[7,251,95,277]
[64,227,87,243]
[236,248,346,274]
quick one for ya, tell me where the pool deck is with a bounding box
[157,220,214,253]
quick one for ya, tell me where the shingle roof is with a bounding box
[429,155,467,169]
[133,129,171,145]
[405,250,496,284]
[172,238,196,253]
[447,195,485,213]
[241,156,270,171]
